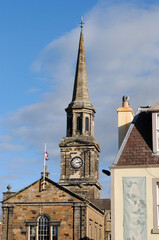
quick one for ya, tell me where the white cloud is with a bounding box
[0,143,26,152]
[2,1,159,198]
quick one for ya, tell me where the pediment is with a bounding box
[2,178,84,204]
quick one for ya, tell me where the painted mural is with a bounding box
[123,177,147,240]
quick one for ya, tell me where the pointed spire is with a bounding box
[70,24,93,108]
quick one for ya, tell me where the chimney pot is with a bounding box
[122,96,129,107]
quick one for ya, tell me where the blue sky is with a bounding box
[1,0,159,207]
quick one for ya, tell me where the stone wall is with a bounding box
[1,178,105,240]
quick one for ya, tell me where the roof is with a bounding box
[149,102,159,112]
[1,177,104,214]
[90,199,111,211]
[113,106,159,166]
[67,30,94,111]
[2,177,86,203]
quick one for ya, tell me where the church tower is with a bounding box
[59,25,101,200]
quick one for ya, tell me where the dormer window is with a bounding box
[150,102,159,154]
[156,114,159,151]
[152,112,159,153]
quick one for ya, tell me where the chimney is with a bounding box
[117,96,134,149]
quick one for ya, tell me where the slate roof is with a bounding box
[114,106,159,166]
[90,199,111,211]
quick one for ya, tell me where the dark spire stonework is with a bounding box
[68,29,94,110]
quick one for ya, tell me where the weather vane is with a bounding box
[80,16,84,30]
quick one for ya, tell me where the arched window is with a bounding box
[28,216,59,240]
[85,117,89,131]
[77,116,82,134]
[38,216,50,240]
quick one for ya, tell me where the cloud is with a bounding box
[2,1,159,199]
[0,143,26,152]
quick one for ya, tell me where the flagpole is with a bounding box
[43,144,46,190]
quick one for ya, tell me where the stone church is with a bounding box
[1,27,111,240]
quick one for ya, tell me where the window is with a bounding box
[52,226,58,240]
[89,220,92,239]
[28,216,59,240]
[152,178,159,233]
[99,226,102,239]
[38,216,50,240]
[107,211,111,221]
[77,116,82,134]
[85,117,89,131]
[108,233,111,240]
[152,113,159,153]
[95,223,98,240]
[29,226,36,240]
[67,116,72,136]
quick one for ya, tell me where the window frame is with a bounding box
[94,222,98,240]
[28,225,37,240]
[38,215,50,240]
[89,219,93,240]
[152,113,159,154]
[27,216,60,240]
[152,178,159,233]
[108,232,111,240]
[52,225,58,240]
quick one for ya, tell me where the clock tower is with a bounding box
[59,27,102,200]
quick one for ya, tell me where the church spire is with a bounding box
[70,22,93,109]
[59,21,101,199]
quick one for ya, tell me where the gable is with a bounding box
[116,111,159,165]
[3,178,83,203]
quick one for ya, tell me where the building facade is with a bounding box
[1,27,111,240]
[111,97,159,240]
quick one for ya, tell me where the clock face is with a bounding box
[71,157,83,169]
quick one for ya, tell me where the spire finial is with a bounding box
[80,16,84,31]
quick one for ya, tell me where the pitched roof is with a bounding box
[90,199,111,210]
[149,102,159,112]
[1,177,86,203]
[113,106,159,166]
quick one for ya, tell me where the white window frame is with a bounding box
[28,224,37,240]
[52,225,58,240]
[156,114,159,152]
[27,217,60,240]
[152,113,159,153]
[152,178,159,233]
